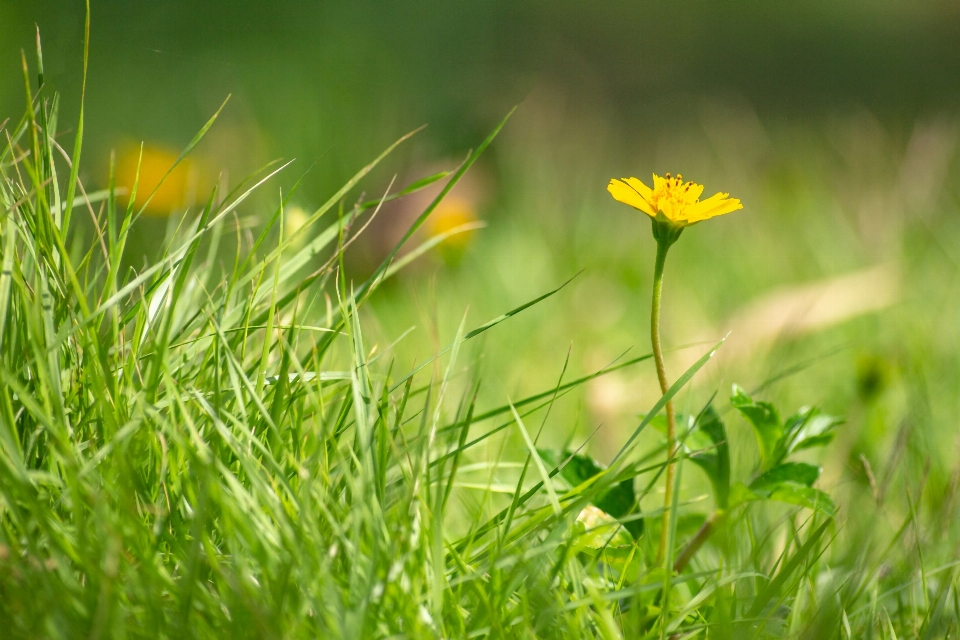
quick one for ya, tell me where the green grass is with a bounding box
[3,24,960,639]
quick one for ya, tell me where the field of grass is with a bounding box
[3,13,960,639]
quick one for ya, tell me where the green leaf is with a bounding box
[731,384,783,468]
[749,462,833,514]
[792,433,836,452]
[791,410,842,454]
[539,449,643,539]
[596,482,640,535]
[645,413,670,434]
[646,412,693,436]
[538,448,599,488]
[686,405,730,508]
[729,480,835,516]
[750,462,822,491]
[727,482,762,509]
[765,484,836,516]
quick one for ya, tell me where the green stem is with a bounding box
[651,238,675,564]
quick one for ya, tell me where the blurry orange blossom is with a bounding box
[425,195,479,252]
[114,143,201,216]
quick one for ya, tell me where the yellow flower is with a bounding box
[115,143,201,216]
[426,195,478,250]
[607,173,742,226]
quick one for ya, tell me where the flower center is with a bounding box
[652,173,700,214]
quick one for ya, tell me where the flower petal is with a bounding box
[652,173,667,192]
[624,177,653,202]
[608,178,655,216]
[687,192,743,222]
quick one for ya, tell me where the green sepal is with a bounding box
[651,213,684,248]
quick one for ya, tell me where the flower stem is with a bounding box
[673,510,725,572]
[651,238,675,564]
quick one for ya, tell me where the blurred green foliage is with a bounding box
[3,0,960,199]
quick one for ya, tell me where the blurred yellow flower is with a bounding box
[115,144,197,216]
[283,204,310,247]
[426,196,478,250]
[607,173,742,226]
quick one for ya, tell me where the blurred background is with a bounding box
[2,1,959,501]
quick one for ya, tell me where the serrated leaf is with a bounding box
[765,483,836,515]
[727,482,762,509]
[792,433,836,452]
[731,384,783,468]
[792,413,842,452]
[750,462,821,491]
[782,407,814,438]
[776,408,842,459]
[729,480,835,515]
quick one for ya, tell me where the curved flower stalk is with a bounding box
[608,173,742,562]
